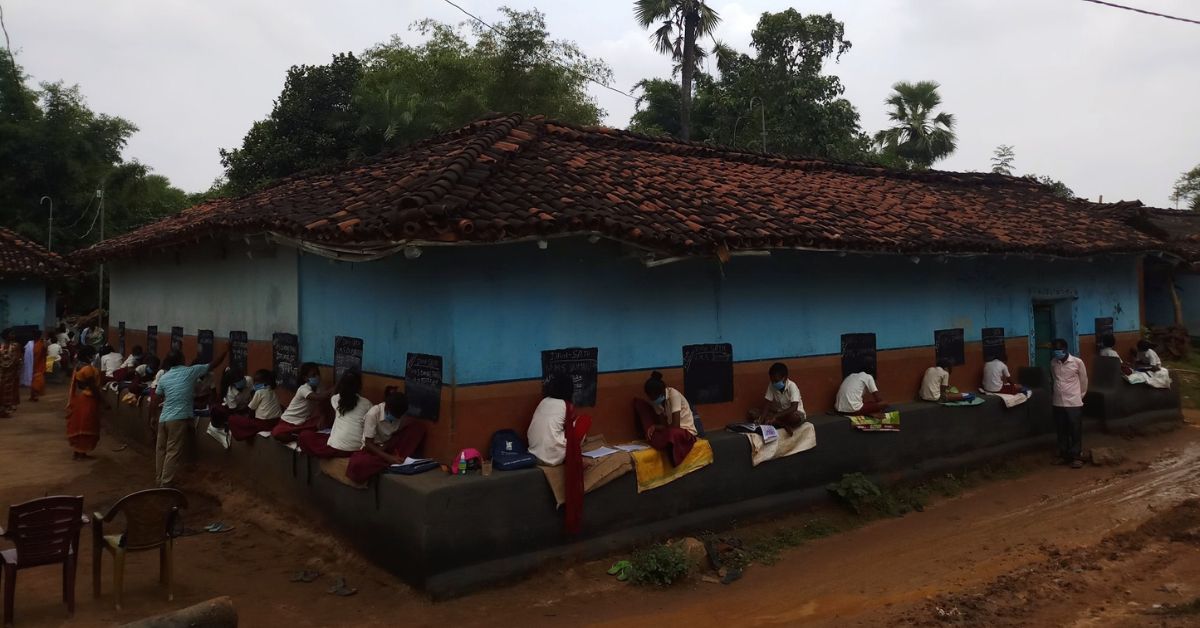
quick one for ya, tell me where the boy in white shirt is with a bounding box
[98,345,125,378]
[1135,340,1162,371]
[835,371,888,417]
[920,359,971,402]
[345,391,432,484]
[228,369,283,441]
[749,362,806,434]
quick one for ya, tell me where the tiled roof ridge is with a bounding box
[0,227,75,279]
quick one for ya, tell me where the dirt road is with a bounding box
[0,385,1197,626]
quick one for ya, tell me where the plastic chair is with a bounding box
[0,495,87,627]
[91,488,187,610]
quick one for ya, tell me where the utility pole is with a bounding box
[748,96,767,154]
[39,196,52,250]
[96,188,105,330]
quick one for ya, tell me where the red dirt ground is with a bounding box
[1,384,1198,627]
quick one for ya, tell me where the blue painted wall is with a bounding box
[297,238,1140,386]
[0,279,49,331]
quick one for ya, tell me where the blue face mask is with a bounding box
[384,411,397,423]
[254,383,267,391]
[234,381,246,390]
[773,380,787,391]
[653,394,666,405]
[1053,349,1067,360]
[307,377,320,388]
[145,368,156,376]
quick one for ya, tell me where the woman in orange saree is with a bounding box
[66,346,101,459]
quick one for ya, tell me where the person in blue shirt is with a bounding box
[154,347,227,487]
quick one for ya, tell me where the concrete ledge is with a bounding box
[101,380,1179,599]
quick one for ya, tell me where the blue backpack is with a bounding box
[490,429,537,471]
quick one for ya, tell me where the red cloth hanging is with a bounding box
[563,402,592,536]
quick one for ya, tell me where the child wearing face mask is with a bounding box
[228,369,283,441]
[345,390,432,484]
[748,362,807,434]
[206,367,253,448]
[631,371,697,466]
[272,362,332,442]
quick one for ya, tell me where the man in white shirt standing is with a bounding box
[750,362,806,434]
[1050,338,1088,469]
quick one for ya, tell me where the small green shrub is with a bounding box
[629,543,689,587]
[827,473,884,515]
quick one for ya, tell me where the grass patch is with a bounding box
[738,518,842,566]
[1166,357,1200,410]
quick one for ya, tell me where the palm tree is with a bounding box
[874,80,956,169]
[634,0,720,141]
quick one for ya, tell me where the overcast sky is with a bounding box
[6,0,1198,206]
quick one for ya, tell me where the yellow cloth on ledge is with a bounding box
[631,438,713,493]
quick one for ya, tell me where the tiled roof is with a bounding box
[78,113,1175,262]
[0,228,73,279]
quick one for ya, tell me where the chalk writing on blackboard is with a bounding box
[405,353,443,420]
[333,336,363,383]
[982,327,1006,362]
[170,326,183,352]
[197,330,214,364]
[682,343,734,405]
[841,333,877,378]
[229,331,249,372]
[272,333,300,390]
[934,328,966,366]
[541,347,598,407]
[146,325,158,358]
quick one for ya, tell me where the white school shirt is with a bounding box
[46,343,62,360]
[223,377,253,409]
[654,387,696,436]
[55,332,68,347]
[249,387,283,420]
[360,402,403,448]
[528,397,568,465]
[1099,348,1121,359]
[99,352,124,377]
[981,359,1011,393]
[327,393,372,452]
[280,383,316,425]
[1138,348,1162,367]
[120,354,140,369]
[764,379,805,416]
[919,367,950,402]
[835,372,878,413]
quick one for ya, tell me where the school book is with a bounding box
[725,423,780,443]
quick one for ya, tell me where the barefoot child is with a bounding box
[228,369,283,441]
[748,362,806,433]
[298,369,371,458]
[835,370,888,418]
[272,363,332,441]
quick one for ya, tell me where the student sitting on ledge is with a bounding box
[1098,334,1121,359]
[835,370,888,417]
[981,355,1025,394]
[298,369,371,458]
[1135,340,1162,372]
[919,359,971,402]
[272,363,333,442]
[528,373,591,466]
[747,362,806,434]
[633,372,696,466]
[207,367,252,447]
[345,391,432,484]
[228,369,283,441]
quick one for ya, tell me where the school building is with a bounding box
[0,227,67,335]
[80,114,1185,460]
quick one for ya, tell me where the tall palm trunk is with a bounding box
[679,9,696,141]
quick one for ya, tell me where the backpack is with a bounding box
[489,429,538,471]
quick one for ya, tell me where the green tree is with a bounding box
[874,80,957,170]
[634,0,721,141]
[991,144,1015,176]
[630,10,869,161]
[1170,164,1200,210]
[1030,174,1074,199]
[219,53,364,194]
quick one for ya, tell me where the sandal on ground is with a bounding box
[204,522,234,533]
[289,570,321,583]
[327,576,357,596]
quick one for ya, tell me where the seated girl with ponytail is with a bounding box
[298,368,372,459]
[632,371,697,466]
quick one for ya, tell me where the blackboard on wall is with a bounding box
[333,336,363,383]
[841,333,877,378]
[272,333,300,390]
[982,327,1006,362]
[117,321,126,355]
[1095,317,1114,338]
[229,331,248,373]
[197,330,214,364]
[541,347,598,407]
[146,325,158,358]
[405,353,443,420]
[682,343,734,405]
[934,328,966,366]
[170,326,183,352]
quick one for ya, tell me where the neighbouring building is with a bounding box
[0,227,68,336]
[78,114,1185,460]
